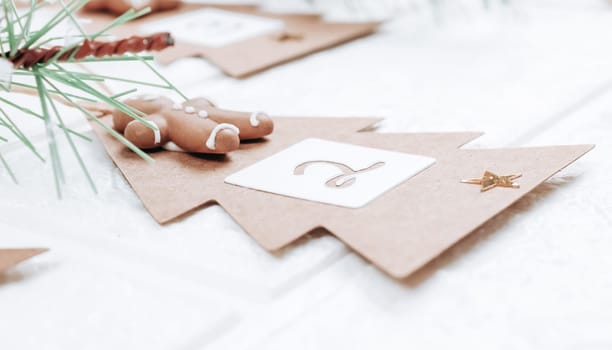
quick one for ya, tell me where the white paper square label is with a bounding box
[225,138,436,208]
[139,8,285,48]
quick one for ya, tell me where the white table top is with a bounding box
[1,1,611,349]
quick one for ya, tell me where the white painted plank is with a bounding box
[0,223,238,350]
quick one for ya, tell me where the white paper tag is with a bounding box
[225,138,436,208]
[139,8,285,48]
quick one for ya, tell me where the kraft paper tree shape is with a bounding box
[0,0,188,196]
[93,115,592,279]
[0,248,47,273]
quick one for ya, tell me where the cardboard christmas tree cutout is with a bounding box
[0,249,47,273]
[94,116,592,278]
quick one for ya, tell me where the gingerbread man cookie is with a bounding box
[112,96,274,154]
[84,0,181,15]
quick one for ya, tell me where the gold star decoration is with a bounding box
[93,116,592,278]
[461,171,522,192]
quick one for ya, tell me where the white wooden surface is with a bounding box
[1,1,611,349]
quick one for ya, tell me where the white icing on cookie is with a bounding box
[172,103,182,111]
[184,106,195,114]
[205,123,239,150]
[249,111,263,127]
[198,110,209,118]
[143,121,161,144]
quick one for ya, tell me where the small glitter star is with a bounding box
[461,171,522,192]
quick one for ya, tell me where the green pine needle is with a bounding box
[0,151,18,184]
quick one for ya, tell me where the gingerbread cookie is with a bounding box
[112,96,274,154]
[84,0,181,15]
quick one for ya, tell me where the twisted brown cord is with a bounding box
[8,32,174,69]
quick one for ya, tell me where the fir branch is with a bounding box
[42,76,155,163]
[0,107,46,161]
[0,0,181,193]
[40,74,97,194]
[34,68,64,197]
